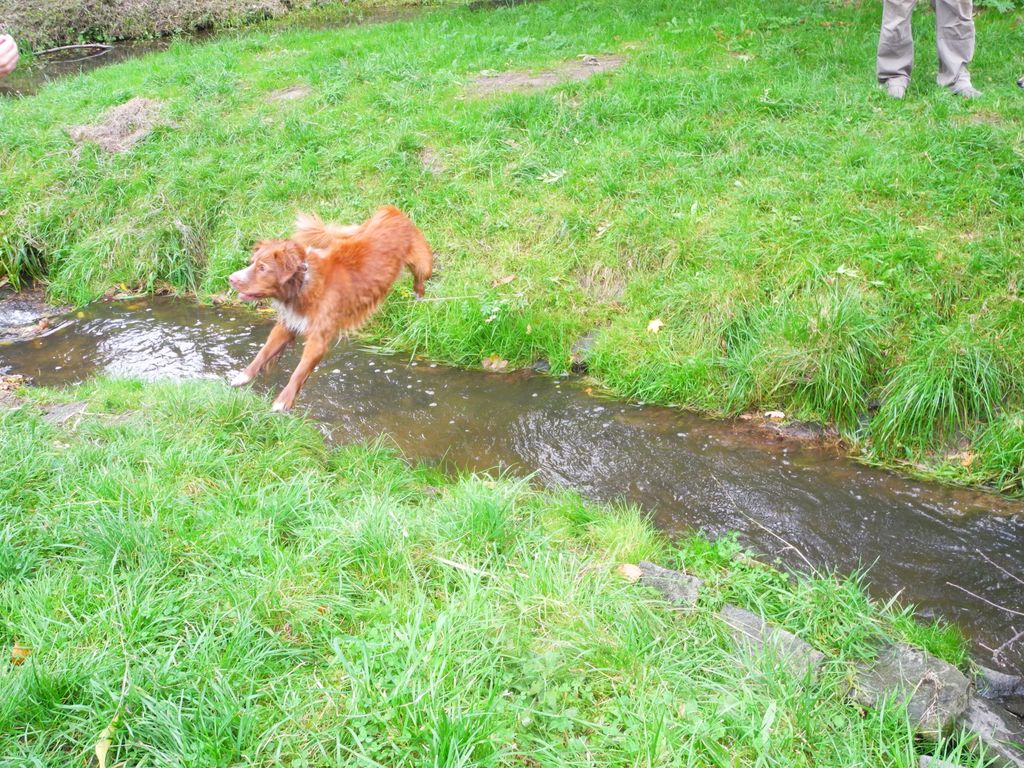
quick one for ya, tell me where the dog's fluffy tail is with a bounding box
[293,213,362,249]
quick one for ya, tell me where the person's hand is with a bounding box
[0,35,19,78]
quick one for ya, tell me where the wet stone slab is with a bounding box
[957,695,1024,768]
[976,666,1024,719]
[718,604,826,680]
[852,644,970,737]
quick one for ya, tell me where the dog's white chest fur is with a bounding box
[272,300,308,334]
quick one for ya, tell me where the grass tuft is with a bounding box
[871,324,1008,454]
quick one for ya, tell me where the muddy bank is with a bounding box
[2,296,1023,674]
[0,1,442,97]
[0,0,325,49]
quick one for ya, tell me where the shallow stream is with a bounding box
[2,296,1022,672]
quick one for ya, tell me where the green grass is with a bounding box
[2,0,1024,492]
[0,379,977,766]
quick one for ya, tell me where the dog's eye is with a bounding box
[257,264,267,273]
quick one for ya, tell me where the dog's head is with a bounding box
[229,239,306,301]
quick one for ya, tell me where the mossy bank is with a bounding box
[2,0,1024,493]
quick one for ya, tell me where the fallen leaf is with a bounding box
[647,318,665,334]
[490,274,516,288]
[538,169,566,184]
[835,264,860,278]
[584,387,593,395]
[95,714,119,768]
[482,355,509,372]
[948,451,976,468]
[764,410,786,421]
[617,563,643,583]
[36,318,50,331]
[10,641,30,666]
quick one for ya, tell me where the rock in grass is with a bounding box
[852,644,970,738]
[957,695,1024,768]
[637,561,701,608]
[718,604,825,680]
[919,756,966,768]
[569,330,599,373]
[41,401,88,426]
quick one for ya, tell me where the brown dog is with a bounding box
[228,205,432,411]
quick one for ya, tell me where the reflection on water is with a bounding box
[0,38,183,97]
[2,297,1023,671]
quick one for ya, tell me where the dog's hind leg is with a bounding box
[231,322,295,387]
[405,229,433,298]
[271,332,328,411]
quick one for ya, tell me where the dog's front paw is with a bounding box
[271,399,291,413]
[230,371,254,387]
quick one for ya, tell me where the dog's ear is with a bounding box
[275,240,307,283]
[250,240,269,262]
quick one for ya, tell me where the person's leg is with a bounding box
[878,0,917,98]
[934,0,980,96]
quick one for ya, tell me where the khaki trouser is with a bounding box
[877,0,975,88]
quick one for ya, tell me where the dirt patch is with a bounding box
[576,263,625,304]
[0,375,28,409]
[268,85,312,102]
[467,54,626,97]
[955,110,1005,127]
[418,146,445,175]
[68,97,165,154]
